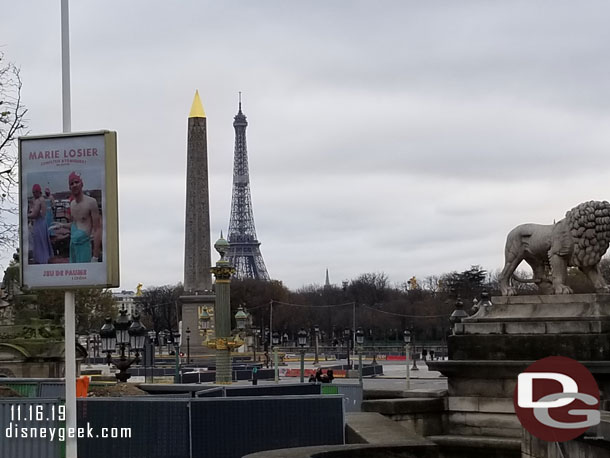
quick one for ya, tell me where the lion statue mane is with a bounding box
[499,200,610,295]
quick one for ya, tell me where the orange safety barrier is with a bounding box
[76,376,90,398]
[385,355,406,361]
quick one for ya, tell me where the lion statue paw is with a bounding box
[553,284,573,295]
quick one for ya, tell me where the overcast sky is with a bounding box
[3,1,610,291]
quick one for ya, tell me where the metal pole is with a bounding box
[269,301,273,343]
[64,291,77,458]
[352,303,356,362]
[86,334,91,367]
[61,0,72,133]
[61,4,76,456]
[300,349,305,383]
[274,345,279,383]
[314,331,319,365]
[358,349,363,385]
[144,343,147,383]
[346,334,351,369]
[405,343,411,390]
[174,341,180,383]
[411,346,419,371]
[411,330,419,371]
[187,335,190,363]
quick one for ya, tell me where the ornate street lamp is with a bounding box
[100,318,116,354]
[355,327,365,346]
[235,305,248,331]
[356,328,365,384]
[100,310,147,383]
[199,307,211,332]
[403,330,412,390]
[297,327,308,383]
[115,309,131,346]
[208,234,241,384]
[128,313,147,351]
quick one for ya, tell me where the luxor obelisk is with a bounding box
[180,90,215,356]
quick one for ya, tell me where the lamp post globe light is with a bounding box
[272,331,280,346]
[199,307,211,331]
[128,314,147,350]
[115,308,130,346]
[233,304,251,361]
[100,318,116,353]
[403,330,412,390]
[297,328,308,383]
[100,310,147,383]
[355,328,365,384]
[235,305,248,331]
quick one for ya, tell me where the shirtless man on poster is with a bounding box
[60,172,101,263]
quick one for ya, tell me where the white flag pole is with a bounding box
[61,1,77,457]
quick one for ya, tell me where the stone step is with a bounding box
[427,434,521,451]
[362,397,445,415]
[346,412,434,445]
[448,396,514,414]
[364,388,447,400]
[456,320,609,335]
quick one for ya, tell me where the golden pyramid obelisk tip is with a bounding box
[189,90,206,118]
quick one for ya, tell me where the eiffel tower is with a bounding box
[226,95,270,280]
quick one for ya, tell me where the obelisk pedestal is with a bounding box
[180,90,215,356]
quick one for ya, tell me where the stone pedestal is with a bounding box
[0,321,87,377]
[428,294,610,439]
[180,294,215,356]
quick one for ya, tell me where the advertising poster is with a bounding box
[19,131,119,288]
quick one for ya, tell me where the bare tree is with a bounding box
[0,52,27,250]
[137,284,184,342]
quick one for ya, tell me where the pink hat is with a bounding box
[32,184,41,194]
[68,171,81,184]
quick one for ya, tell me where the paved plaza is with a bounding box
[212,360,447,392]
[103,359,447,392]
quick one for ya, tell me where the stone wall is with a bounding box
[361,397,446,437]
[522,430,610,458]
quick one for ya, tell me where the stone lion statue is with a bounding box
[499,200,610,295]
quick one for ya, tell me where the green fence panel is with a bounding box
[2,382,39,397]
[321,385,339,395]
